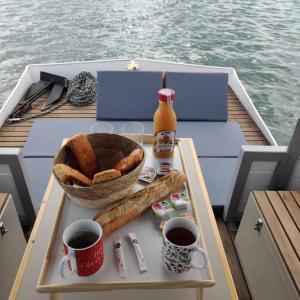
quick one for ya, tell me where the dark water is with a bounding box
[0,0,299,144]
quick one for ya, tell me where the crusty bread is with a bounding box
[54,164,92,186]
[114,148,143,174]
[92,169,121,184]
[67,133,98,179]
[93,170,186,235]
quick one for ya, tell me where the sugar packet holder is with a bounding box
[113,238,127,277]
[128,233,148,273]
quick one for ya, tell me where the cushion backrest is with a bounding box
[96,71,162,120]
[165,72,228,121]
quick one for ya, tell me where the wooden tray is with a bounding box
[37,138,215,293]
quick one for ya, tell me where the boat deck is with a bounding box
[3,86,265,299]
[0,87,269,147]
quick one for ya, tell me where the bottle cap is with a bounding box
[158,89,175,103]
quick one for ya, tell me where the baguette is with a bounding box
[93,170,186,235]
[67,133,98,179]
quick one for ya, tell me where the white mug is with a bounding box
[162,217,208,273]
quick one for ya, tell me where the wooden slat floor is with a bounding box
[216,217,252,300]
[5,86,267,299]
[0,87,269,147]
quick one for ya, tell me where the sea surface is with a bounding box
[0,0,299,144]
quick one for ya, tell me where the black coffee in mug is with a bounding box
[68,231,98,249]
[166,227,196,246]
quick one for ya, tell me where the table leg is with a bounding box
[49,293,59,300]
[196,288,203,300]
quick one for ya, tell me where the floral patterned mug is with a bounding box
[162,217,208,273]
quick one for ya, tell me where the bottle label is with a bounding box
[155,131,175,152]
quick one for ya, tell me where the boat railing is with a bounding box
[224,119,300,222]
[0,147,35,225]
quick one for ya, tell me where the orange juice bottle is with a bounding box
[153,89,177,163]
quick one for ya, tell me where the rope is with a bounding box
[67,71,96,106]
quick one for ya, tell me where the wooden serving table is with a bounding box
[9,138,238,300]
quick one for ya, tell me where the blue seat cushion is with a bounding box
[106,121,246,157]
[94,121,246,157]
[165,72,228,121]
[22,137,240,210]
[23,120,246,158]
[23,157,53,212]
[96,71,162,121]
[177,121,246,157]
[23,119,95,157]
[199,157,238,206]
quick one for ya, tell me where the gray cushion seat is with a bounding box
[23,157,53,213]
[23,120,246,158]
[198,157,239,206]
[23,119,96,158]
[23,119,245,208]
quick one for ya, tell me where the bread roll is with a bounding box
[114,148,143,173]
[54,164,92,186]
[92,169,121,184]
[67,133,98,179]
[93,170,186,235]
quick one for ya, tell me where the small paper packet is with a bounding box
[138,166,157,183]
[169,192,190,210]
[156,161,173,175]
[113,238,127,278]
[179,211,195,223]
[159,219,167,231]
[152,199,175,220]
[128,232,147,273]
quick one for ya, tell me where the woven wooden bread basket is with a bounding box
[53,133,145,208]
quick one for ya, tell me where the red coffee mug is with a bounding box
[59,219,104,277]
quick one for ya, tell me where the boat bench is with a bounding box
[235,191,300,299]
[22,71,247,213]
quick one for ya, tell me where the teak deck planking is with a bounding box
[254,191,300,296]
[216,218,252,300]
[0,193,8,212]
[0,87,269,147]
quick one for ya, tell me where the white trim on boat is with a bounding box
[0,59,276,145]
